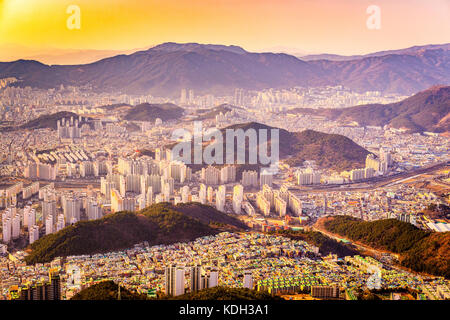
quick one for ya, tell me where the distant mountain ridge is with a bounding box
[301,43,450,61]
[289,85,450,133]
[151,42,248,55]
[1,42,448,96]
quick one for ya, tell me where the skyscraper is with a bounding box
[233,184,244,214]
[180,89,187,105]
[243,271,253,289]
[42,199,56,224]
[63,196,81,225]
[199,184,207,204]
[188,89,194,104]
[190,265,203,293]
[165,265,185,297]
[45,215,54,235]
[215,185,226,212]
[29,225,39,244]
[208,269,219,288]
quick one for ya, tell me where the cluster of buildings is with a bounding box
[2,206,39,245]
[347,151,392,182]
[165,264,219,296]
[0,80,448,302]
[255,185,302,217]
[8,269,61,300]
[248,86,408,109]
[56,117,85,139]
[1,232,448,300]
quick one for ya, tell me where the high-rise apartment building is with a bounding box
[165,265,185,297]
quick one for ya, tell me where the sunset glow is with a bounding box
[0,0,449,62]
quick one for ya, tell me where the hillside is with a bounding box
[169,286,280,300]
[173,202,247,229]
[194,104,234,120]
[224,122,370,171]
[25,203,244,264]
[290,85,450,133]
[169,122,369,172]
[307,48,449,95]
[123,103,184,122]
[322,216,450,278]
[1,111,86,132]
[168,122,369,172]
[1,42,448,95]
[71,282,278,300]
[71,281,147,300]
[271,229,360,258]
[289,129,370,170]
[98,103,132,111]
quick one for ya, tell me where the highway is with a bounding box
[289,160,449,193]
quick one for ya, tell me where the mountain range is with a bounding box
[300,44,450,61]
[289,85,450,133]
[0,42,448,96]
[0,44,154,65]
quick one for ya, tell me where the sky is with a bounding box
[0,0,449,63]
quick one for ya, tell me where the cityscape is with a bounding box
[0,0,449,311]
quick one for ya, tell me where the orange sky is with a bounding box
[0,0,449,61]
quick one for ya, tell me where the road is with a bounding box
[289,160,449,193]
[312,220,397,259]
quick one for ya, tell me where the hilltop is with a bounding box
[71,282,278,300]
[223,122,370,171]
[289,129,371,170]
[1,111,88,132]
[322,216,450,278]
[290,85,450,133]
[169,122,369,172]
[194,104,235,120]
[169,286,280,300]
[270,229,360,258]
[123,103,184,122]
[71,281,147,300]
[25,203,244,265]
[173,202,247,229]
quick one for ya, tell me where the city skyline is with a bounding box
[0,0,448,305]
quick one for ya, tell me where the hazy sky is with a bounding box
[0,0,449,61]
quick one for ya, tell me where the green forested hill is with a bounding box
[25,203,242,264]
[169,286,280,300]
[71,281,147,300]
[323,216,450,278]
